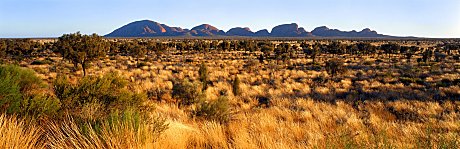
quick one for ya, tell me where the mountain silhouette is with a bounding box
[270,23,312,37]
[190,24,226,36]
[105,20,187,37]
[254,29,270,36]
[105,20,392,38]
[311,26,388,37]
[227,27,254,36]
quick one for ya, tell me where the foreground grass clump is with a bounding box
[0,111,168,149]
[0,114,43,149]
[45,109,168,149]
[0,64,60,117]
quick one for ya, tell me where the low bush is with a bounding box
[399,77,423,86]
[53,72,146,120]
[137,62,148,68]
[30,59,52,65]
[437,79,455,88]
[147,86,169,102]
[313,74,328,85]
[192,96,231,124]
[244,59,259,73]
[172,79,202,107]
[363,60,374,65]
[309,62,322,71]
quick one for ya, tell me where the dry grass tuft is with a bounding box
[0,114,43,149]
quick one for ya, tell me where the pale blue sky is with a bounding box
[0,0,459,38]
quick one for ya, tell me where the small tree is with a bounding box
[55,32,108,76]
[0,40,6,59]
[380,43,400,62]
[356,42,374,56]
[405,46,418,62]
[304,43,320,64]
[422,48,433,63]
[325,58,345,78]
[232,75,241,96]
[261,45,274,59]
[435,53,446,62]
[198,62,209,91]
[130,41,147,67]
[175,42,186,51]
[220,41,231,51]
[258,54,265,63]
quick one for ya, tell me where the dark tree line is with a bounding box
[0,39,50,61]
[2,33,460,77]
[2,38,459,62]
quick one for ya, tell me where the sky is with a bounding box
[0,0,459,38]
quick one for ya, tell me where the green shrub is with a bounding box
[0,73,22,112]
[0,64,60,117]
[192,96,231,124]
[54,72,146,120]
[26,94,61,117]
[53,75,74,104]
[172,79,201,107]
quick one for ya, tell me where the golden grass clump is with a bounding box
[0,114,43,149]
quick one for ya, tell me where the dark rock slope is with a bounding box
[106,20,392,38]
